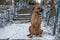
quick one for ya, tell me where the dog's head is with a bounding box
[33,5,43,13]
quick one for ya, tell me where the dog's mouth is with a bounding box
[38,12,41,16]
[36,12,41,15]
[39,12,41,15]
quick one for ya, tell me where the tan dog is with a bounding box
[27,5,43,38]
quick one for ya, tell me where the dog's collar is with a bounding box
[36,12,39,15]
[36,12,41,15]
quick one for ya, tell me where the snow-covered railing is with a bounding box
[0,7,13,27]
[0,10,8,27]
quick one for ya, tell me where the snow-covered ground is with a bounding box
[0,20,56,40]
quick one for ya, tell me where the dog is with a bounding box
[27,5,43,38]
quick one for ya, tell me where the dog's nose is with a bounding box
[40,8,43,12]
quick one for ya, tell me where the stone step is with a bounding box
[17,8,33,13]
[14,13,31,21]
[16,15,31,18]
[13,17,30,20]
[16,13,31,15]
[13,18,30,22]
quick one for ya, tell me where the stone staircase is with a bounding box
[14,13,31,21]
[13,5,34,22]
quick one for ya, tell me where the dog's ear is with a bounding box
[32,7,35,10]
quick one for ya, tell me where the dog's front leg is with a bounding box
[38,29,43,37]
[27,26,35,38]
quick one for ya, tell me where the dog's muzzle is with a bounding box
[36,12,41,16]
[40,8,43,12]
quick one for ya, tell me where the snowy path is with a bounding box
[0,21,55,40]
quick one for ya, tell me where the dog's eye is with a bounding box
[38,8,40,9]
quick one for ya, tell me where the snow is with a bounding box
[35,0,42,4]
[18,13,31,15]
[0,20,56,40]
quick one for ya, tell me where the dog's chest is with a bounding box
[31,13,41,23]
[33,13,41,19]
[32,13,39,19]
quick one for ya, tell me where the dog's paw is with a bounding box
[39,35,42,37]
[27,34,30,36]
[27,34,33,38]
[29,36,33,38]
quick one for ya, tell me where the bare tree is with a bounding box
[42,0,56,18]
[49,0,56,18]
